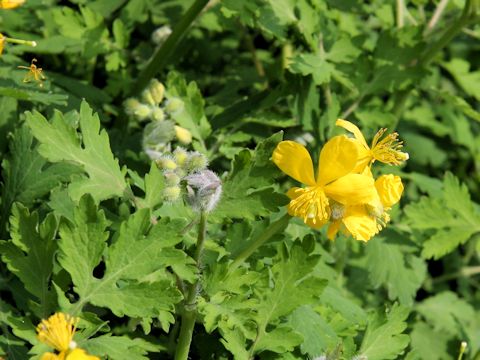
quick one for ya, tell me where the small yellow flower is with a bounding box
[327,174,404,241]
[36,313,100,360]
[0,0,25,9]
[18,58,46,87]
[0,34,4,56]
[272,136,377,228]
[336,119,409,172]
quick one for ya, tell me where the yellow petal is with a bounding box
[0,0,25,9]
[327,221,341,240]
[375,174,403,208]
[341,205,378,242]
[335,119,369,148]
[41,353,60,360]
[272,141,316,186]
[317,136,359,186]
[324,173,376,205]
[66,349,100,360]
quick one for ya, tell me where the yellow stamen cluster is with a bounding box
[371,128,409,165]
[36,313,100,360]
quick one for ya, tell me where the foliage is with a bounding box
[0,0,479,359]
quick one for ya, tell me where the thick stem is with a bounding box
[229,214,291,273]
[174,211,207,360]
[396,0,405,28]
[131,0,209,94]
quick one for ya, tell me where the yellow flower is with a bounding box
[36,313,100,360]
[0,0,25,9]
[0,34,4,56]
[336,119,409,172]
[272,136,377,228]
[327,174,404,241]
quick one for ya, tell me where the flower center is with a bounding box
[288,186,330,224]
[370,128,409,165]
[36,313,77,352]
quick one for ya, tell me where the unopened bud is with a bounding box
[186,170,222,212]
[151,25,172,46]
[186,152,208,173]
[151,107,165,121]
[164,171,180,186]
[148,79,165,105]
[142,89,156,106]
[142,120,175,148]
[134,104,153,121]
[124,98,141,116]
[165,97,184,114]
[173,147,188,166]
[156,156,177,170]
[175,125,192,144]
[164,186,181,202]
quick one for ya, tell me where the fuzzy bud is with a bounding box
[148,79,165,105]
[165,97,184,114]
[164,186,181,202]
[151,25,172,46]
[174,125,192,144]
[124,98,144,117]
[173,147,189,167]
[164,171,181,186]
[186,152,208,173]
[142,89,156,106]
[142,120,175,149]
[151,107,165,122]
[186,170,222,212]
[156,156,177,170]
[134,104,153,121]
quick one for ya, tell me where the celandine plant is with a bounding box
[0,0,479,360]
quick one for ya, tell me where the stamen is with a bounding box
[288,186,330,225]
[370,129,408,165]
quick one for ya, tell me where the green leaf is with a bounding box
[416,291,476,337]
[409,322,450,360]
[83,335,161,360]
[26,100,127,202]
[213,132,289,220]
[326,37,361,63]
[366,238,427,305]
[405,173,480,259]
[0,206,57,317]
[166,71,211,151]
[0,126,80,230]
[358,304,410,360]
[443,58,480,101]
[58,196,186,325]
[288,54,334,85]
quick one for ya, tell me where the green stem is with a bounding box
[229,214,291,273]
[174,211,207,360]
[131,0,209,94]
[4,37,37,47]
[432,265,480,283]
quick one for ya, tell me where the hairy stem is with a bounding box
[131,0,210,94]
[229,214,291,273]
[174,211,207,360]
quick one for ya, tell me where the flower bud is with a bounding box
[124,98,141,115]
[148,79,165,105]
[174,125,192,144]
[142,120,175,149]
[134,104,153,121]
[156,156,177,170]
[173,147,188,167]
[165,97,184,114]
[142,89,156,106]
[151,107,165,122]
[186,170,222,212]
[185,152,208,173]
[151,25,172,46]
[164,170,180,186]
[164,186,181,202]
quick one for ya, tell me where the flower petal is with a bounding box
[336,119,369,148]
[342,205,378,242]
[327,221,341,240]
[66,349,100,360]
[317,136,359,185]
[272,141,316,186]
[375,174,403,208]
[324,173,376,205]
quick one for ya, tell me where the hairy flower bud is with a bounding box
[173,147,188,167]
[186,170,222,212]
[174,125,192,144]
[142,89,156,106]
[151,107,165,122]
[148,79,165,105]
[134,104,153,121]
[164,186,181,202]
[186,152,208,173]
[164,171,180,186]
[156,156,177,170]
[151,25,172,46]
[165,97,184,114]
